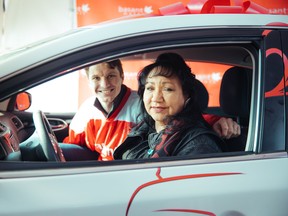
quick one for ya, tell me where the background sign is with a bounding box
[76,0,288,26]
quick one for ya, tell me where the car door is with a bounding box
[124,28,288,216]
[1,17,288,216]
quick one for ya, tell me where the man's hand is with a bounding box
[212,117,241,139]
[95,143,114,161]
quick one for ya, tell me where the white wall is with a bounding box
[0,0,78,112]
[0,0,76,53]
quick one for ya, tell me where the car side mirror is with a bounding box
[15,92,32,111]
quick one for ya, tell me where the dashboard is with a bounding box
[0,112,29,159]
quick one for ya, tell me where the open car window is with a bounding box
[0,43,257,166]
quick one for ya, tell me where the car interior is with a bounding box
[0,44,255,164]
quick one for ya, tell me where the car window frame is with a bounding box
[2,26,287,174]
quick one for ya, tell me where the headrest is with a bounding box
[195,79,209,112]
[220,66,252,118]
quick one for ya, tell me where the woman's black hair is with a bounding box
[137,52,205,131]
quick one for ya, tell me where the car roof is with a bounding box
[0,14,287,80]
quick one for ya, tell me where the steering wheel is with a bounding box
[33,110,66,162]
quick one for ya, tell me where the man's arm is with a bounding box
[203,114,241,139]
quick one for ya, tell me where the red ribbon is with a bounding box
[158,0,269,15]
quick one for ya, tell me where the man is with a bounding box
[63,59,240,161]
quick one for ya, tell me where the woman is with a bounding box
[114,52,223,159]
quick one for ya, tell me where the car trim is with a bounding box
[1,14,287,80]
[0,151,286,179]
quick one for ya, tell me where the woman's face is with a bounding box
[143,68,187,131]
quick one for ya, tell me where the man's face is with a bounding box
[87,63,123,109]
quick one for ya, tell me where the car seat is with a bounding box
[219,66,252,152]
[195,79,209,112]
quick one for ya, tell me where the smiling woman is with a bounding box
[114,52,223,159]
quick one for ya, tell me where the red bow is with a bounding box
[158,0,269,15]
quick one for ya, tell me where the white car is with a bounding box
[0,14,288,216]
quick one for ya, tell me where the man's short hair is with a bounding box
[85,59,123,78]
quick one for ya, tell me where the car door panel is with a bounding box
[262,29,286,152]
[1,155,288,216]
